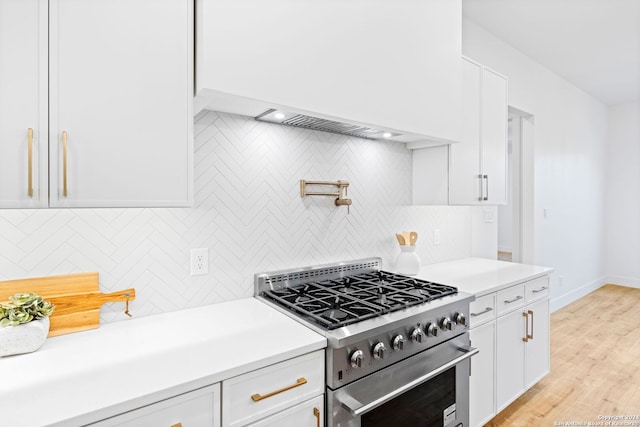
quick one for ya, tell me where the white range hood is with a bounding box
[195,0,463,148]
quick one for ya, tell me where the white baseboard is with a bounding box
[550,276,606,313]
[606,275,640,288]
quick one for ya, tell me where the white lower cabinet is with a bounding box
[246,396,323,427]
[468,275,550,426]
[469,319,496,427]
[496,308,527,411]
[87,350,325,427]
[524,298,550,388]
[222,350,325,427]
[89,384,220,427]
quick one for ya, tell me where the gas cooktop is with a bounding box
[259,269,457,330]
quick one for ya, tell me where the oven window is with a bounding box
[361,367,456,427]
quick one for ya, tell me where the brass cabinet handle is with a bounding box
[522,309,534,342]
[27,128,34,197]
[170,423,182,427]
[313,407,320,427]
[62,131,68,197]
[251,377,307,402]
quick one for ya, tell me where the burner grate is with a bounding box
[261,270,457,330]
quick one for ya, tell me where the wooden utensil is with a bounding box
[410,231,418,246]
[0,272,135,337]
[396,233,406,245]
[402,231,411,245]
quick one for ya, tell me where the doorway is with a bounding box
[498,108,534,263]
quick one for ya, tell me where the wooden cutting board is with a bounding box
[0,272,135,337]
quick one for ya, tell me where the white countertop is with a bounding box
[0,298,326,427]
[416,257,553,297]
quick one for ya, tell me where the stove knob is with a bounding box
[426,323,439,337]
[392,334,406,351]
[372,342,387,360]
[441,317,455,331]
[350,349,365,368]
[410,327,425,343]
[455,312,467,327]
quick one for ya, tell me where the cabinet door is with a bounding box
[0,0,48,208]
[449,58,481,205]
[469,321,496,427]
[90,384,220,427]
[246,396,323,427]
[525,298,550,388]
[496,309,525,411]
[49,0,193,208]
[481,68,508,204]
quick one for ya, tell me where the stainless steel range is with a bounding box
[255,258,478,427]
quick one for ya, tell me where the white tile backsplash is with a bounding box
[0,111,472,323]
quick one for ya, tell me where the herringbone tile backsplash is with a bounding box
[0,111,472,323]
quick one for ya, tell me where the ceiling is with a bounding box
[462,0,640,106]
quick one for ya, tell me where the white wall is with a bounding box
[462,19,609,311]
[0,111,474,323]
[605,101,640,287]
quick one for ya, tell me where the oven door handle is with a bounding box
[340,345,479,417]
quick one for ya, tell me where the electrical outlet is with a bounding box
[190,248,209,276]
[434,229,441,246]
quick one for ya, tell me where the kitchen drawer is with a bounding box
[496,284,525,316]
[525,276,550,303]
[90,384,220,427]
[246,395,324,427]
[222,350,324,427]
[469,293,496,328]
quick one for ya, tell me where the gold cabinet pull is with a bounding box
[313,406,321,427]
[170,423,182,427]
[62,131,68,197]
[528,309,534,340]
[27,128,34,197]
[251,377,307,402]
[522,311,529,342]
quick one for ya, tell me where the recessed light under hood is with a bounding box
[256,109,401,140]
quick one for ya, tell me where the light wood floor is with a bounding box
[497,251,513,262]
[485,284,640,426]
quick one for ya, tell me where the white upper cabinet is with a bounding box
[0,0,48,208]
[1,0,193,209]
[449,57,508,205]
[49,0,193,207]
[196,0,462,146]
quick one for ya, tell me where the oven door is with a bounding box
[327,333,478,427]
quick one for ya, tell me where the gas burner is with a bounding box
[259,267,458,330]
[322,308,348,320]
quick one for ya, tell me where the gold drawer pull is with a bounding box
[171,423,182,427]
[251,377,307,402]
[314,406,320,427]
[27,128,34,197]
